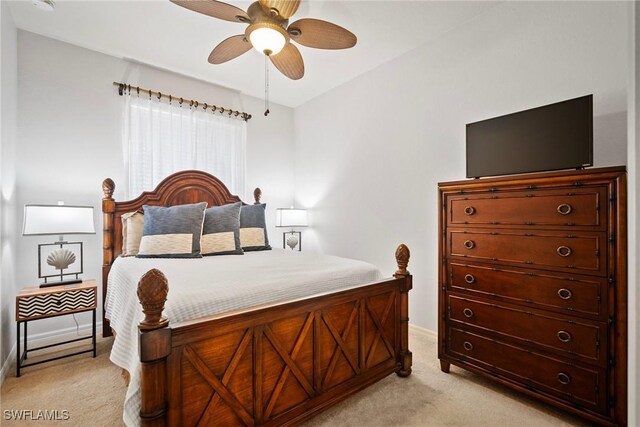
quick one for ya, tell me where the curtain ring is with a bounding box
[203,103,208,110]
[157,92,162,101]
[118,83,124,95]
[169,95,172,105]
[234,111,239,117]
[136,86,140,96]
[194,101,199,108]
[127,85,131,95]
[179,98,183,107]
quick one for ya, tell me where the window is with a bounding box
[122,95,247,198]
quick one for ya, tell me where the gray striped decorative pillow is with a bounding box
[137,202,207,258]
[202,202,243,256]
[239,204,271,251]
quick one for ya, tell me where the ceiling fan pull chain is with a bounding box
[264,54,270,116]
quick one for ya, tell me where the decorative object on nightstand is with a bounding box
[22,203,95,288]
[15,280,97,377]
[276,207,308,251]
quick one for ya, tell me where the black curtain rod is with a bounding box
[113,82,252,121]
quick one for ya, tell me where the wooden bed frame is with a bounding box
[101,170,413,426]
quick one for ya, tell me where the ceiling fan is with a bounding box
[170,0,357,80]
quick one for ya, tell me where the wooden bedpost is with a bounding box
[394,244,412,377]
[137,269,171,427]
[254,187,262,204]
[102,178,115,338]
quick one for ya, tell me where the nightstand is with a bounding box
[15,280,97,377]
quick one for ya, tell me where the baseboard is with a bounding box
[0,321,102,384]
[0,343,16,385]
[409,323,437,338]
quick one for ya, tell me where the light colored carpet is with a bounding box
[1,328,589,426]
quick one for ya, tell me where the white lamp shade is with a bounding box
[276,208,308,227]
[23,205,96,236]
[249,27,286,55]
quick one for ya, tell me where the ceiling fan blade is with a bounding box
[288,18,357,49]
[170,0,249,23]
[258,0,300,19]
[208,35,252,64]
[270,43,304,80]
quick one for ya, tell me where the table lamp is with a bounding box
[276,207,308,251]
[22,203,95,287]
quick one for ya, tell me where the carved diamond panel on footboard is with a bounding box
[261,313,315,420]
[180,329,255,426]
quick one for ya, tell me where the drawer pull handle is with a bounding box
[463,240,475,250]
[463,308,474,318]
[557,288,573,300]
[557,246,572,257]
[557,330,572,343]
[464,274,476,284]
[557,372,571,385]
[464,206,476,216]
[557,204,573,215]
[463,341,474,351]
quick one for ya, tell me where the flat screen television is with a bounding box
[466,95,593,178]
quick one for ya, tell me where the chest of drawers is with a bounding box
[438,167,627,426]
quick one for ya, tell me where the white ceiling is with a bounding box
[8,0,499,107]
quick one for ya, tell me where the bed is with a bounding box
[102,170,412,426]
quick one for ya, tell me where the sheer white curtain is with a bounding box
[122,95,247,198]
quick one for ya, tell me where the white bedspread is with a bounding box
[105,249,382,427]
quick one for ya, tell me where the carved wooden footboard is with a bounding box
[136,245,412,426]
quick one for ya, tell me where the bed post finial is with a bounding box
[137,269,169,331]
[102,178,115,200]
[394,244,412,378]
[395,244,410,276]
[254,187,262,204]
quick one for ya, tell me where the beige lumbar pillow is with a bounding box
[121,211,144,256]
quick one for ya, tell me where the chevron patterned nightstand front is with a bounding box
[15,280,97,376]
[16,281,97,321]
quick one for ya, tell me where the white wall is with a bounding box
[15,31,295,339]
[626,2,639,425]
[293,1,628,333]
[0,1,19,381]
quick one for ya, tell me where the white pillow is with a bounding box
[121,211,144,256]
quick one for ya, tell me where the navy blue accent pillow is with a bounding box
[137,202,207,258]
[239,204,271,251]
[202,202,243,256]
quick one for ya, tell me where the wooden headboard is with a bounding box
[101,169,261,337]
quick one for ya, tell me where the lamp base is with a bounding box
[282,231,302,251]
[40,279,82,288]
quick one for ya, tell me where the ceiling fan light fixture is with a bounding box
[32,0,55,12]
[248,25,287,56]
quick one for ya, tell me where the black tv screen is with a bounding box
[466,95,593,178]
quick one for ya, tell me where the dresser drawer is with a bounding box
[448,229,606,276]
[447,295,606,366]
[447,186,606,229]
[448,262,606,319]
[447,327,606,414]
[16,287,97,321]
